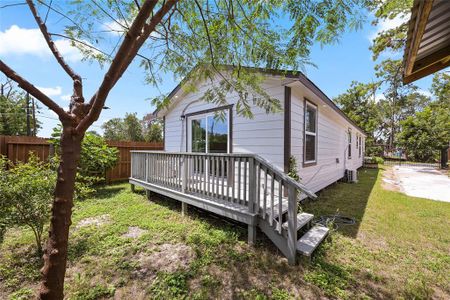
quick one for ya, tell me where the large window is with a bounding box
[189,110,229,154]
[304,101,317,165]
[348,129,352,159]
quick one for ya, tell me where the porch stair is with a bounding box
[129,151,329,264]
[259,200,329,261]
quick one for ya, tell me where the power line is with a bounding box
[0,111,103,129]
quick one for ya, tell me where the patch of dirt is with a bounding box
[132,243,195,279]
[114,282,147,300]
[121,226,148,239]
[76,214,110,229]
[381,167,401,192]
[356,232,389,251]
[188,245,325,299]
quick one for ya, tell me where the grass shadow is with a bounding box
[147,192,248,240]
[92,186,127,200]
[302,167,379,238]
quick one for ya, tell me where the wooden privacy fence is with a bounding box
[0,135,163,182]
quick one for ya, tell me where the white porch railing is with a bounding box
[130,151,317,262]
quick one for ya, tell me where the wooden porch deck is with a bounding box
[129,151,328,264]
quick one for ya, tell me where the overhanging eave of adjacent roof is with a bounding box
[403,0,450,84]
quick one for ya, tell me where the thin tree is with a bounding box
[0,1,367,298]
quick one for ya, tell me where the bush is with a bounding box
[50,126,119,198]
[0,155,55,253]
[364,156,384,164]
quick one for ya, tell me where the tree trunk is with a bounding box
[39,124,83,300]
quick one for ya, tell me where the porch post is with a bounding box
[181,156,188,216]
[248,157,256,213]
[287,185,298,265]
[181,202,188,217]
[248,224,257,245]
[248,157,257,245]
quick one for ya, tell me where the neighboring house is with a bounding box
[158,67,366,193]
[130,66,366,264]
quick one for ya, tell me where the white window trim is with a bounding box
[304,100,318,165]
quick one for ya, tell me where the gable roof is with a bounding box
[154,65,366,135]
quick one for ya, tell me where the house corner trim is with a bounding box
[284,86,291,174]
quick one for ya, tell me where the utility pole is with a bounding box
[26,92,31,136]
[32,97,36,136]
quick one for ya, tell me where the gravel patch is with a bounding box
[132,243,195,279]
[122,226,148,239]
[76,214,111,229]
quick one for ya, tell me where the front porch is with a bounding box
[129,151,328,264]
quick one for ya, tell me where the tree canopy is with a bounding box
[0,1,374,297]
[102,112,161,142]
[65,0,367,117]
[0,81,41,136]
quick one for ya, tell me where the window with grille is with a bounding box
[304,101,317,165]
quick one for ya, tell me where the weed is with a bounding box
[271,287,293,300]
[149,271,191,299]
[8,287,34,300]
[1,170,449,299]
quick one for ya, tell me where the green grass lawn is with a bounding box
[1,167,449,299]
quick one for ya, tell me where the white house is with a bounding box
[157,67,366,193]
[130,66,366,263]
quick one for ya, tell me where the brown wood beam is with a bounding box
[405,0,434,76]
[404,54,450,84]
[413,43,450,72]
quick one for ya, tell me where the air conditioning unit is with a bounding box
[345,169,358,183]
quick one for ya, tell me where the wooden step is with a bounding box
[282,213,314,231]
[296,225,329,256]
[265,199,288,219]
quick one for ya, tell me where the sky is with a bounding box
[0,1,434,138]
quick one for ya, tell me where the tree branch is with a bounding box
[194,0,215,66]
[134,0,141,10]
[0,60,70,119]
[26,0,81,83]
[77,0,179,132]
[75,0,159,132]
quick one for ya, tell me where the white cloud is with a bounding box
[418,89,432,98]
[101,20,161,39]
[60,94,72,102]
[36,86,62,97]
[374,93,384,103]
[101,20,127,36]
[368,13,410,42]
[0,25,82,62]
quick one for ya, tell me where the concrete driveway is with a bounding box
[391,165,450,202]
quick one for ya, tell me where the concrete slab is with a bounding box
[392,166,450,202]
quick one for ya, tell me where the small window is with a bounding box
[304,101,317,165]
[348,129,352,159]
[358,135,362,158]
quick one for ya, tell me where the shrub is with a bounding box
[0,155,55,253]
[288,155,301,182]
[50,126,119,198]
[364,156,384,164]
